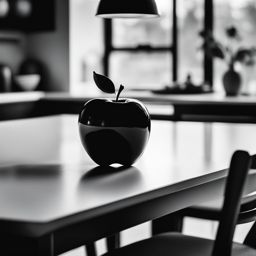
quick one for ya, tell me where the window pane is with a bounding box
[214,0,256,93]
[110,52,172,90]
[113,0,172,47]
[70,0,103,90]
[178,0,204,84]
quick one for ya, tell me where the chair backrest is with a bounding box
[212,150,252,256]
[244,221,256,249]
[238,195,256,224]
[242,154,256,249]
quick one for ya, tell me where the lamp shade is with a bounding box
[96,0,159,18]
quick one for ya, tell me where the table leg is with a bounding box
[85,243,97,256]
[151,211,184,235]
[0,233,54,256]
[37,234,54,256]
[106,233,120,252]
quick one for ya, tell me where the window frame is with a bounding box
[102,0,213,87]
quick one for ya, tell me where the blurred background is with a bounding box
[70,0,256,93]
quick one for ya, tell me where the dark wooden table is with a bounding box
[1,115,256,255]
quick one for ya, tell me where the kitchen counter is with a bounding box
[41,91,256,123]
[43,90,256,106]
[0,92,44,104]
[2,91,256,123]
[2,90,256,105]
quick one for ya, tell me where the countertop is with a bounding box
[2,91,256,123]
[2,91,256,105]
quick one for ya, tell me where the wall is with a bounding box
[0,33,26,73]
[26,0,70,91]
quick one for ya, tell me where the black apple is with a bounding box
[78,72,151,166]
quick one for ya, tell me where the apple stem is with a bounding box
[116,84,124,102]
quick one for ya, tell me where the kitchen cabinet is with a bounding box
[0,0,55,32]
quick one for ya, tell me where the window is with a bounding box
[105,0,205,90]
[70,0,103,92]
[70,0,210,92]
[113,0,172,48]
[178,0,204,84]
[106,0,173,90]
[110,52,172,90]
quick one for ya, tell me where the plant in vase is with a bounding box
[200,26,256,96]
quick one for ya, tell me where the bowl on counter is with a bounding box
[14,74,41,91]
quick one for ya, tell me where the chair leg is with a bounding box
[152,211,184,236]
[244,222,256,249]
[106,233,120,252]
[0,234,54,256]
[85,243,97,256]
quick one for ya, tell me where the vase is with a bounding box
[222,66,242,96]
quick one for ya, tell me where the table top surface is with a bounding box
[1,115,256,235]
[0,115,255,221]
[0,116,218,222]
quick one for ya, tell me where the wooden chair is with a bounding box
[152,154,256,235]
[101,150,256,256]
[95,155,256,256]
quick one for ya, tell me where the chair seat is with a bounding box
[185,199,222,220]
[103,233,256,256]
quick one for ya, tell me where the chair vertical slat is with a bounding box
[212,151,251,256]
[244,221,256,249]
[85,243,97,256]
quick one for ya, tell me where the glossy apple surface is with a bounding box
[78,98,151,166]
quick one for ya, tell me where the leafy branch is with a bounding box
[199,26,256,68]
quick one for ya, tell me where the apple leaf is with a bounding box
[93,71,115,94]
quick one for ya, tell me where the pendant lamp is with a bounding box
[96,0,159,18]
